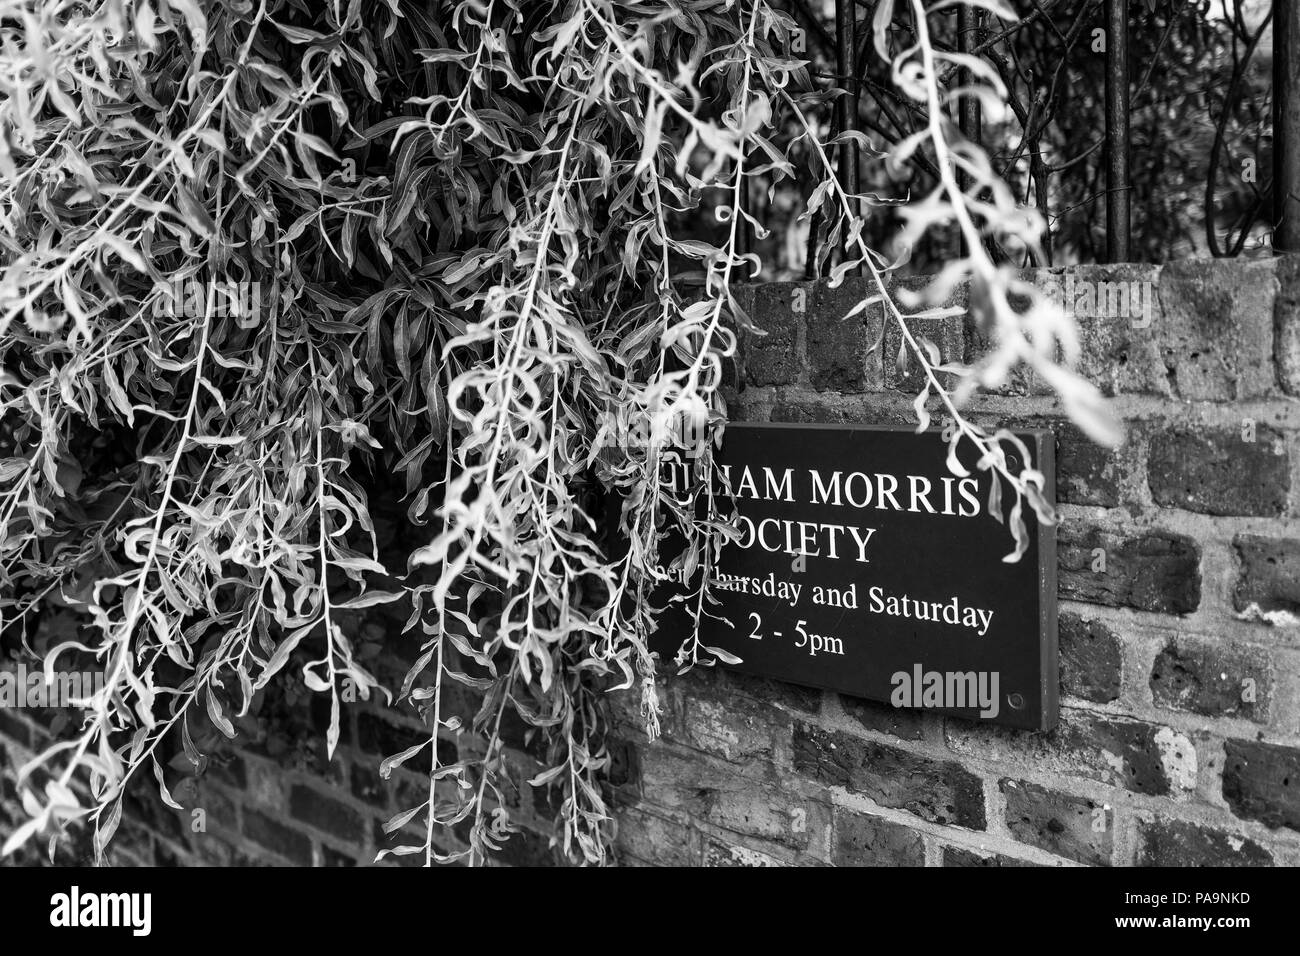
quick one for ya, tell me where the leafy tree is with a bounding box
[0,0,1111,865]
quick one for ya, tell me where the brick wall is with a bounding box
[612,256,1300,867]
[2,257,1300,867]
[0,539,566,867]
[0,642,566,866]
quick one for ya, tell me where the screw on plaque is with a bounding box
[1007,692,1025,710]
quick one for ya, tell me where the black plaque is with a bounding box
[652,423,1058,731]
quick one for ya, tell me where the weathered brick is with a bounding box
[808,276,877,391]
[634,746,823,850]
[1275,253,1300,395]
[942,845,1039,867]
[771,398,913,428]
[1000,779,1113,866]
[794,723,985,828]
[719,669,821,715]
[1147,425,1289,516]
[1223,739,1300,831]
[1149,638,1271,722]
[744,281,806,386]
[1058,523,1200,613]
[771,399,853,424]
[1058,612,1122,704]
[984,413,1123,506]
[615,808,700,866]
[1063,264,1169,397]
[289,785,366,843]
[605,683,652,739]
[839,694,925,740]
[1157,258,1277,400]
[704,836,788,867]
[675,692,792,764]
[706,784,829,850]
[832,808,925,866]
[243,808,313,865]
[1233,533,1300,615]
[667,664,819,723]
[1057,421,1123,507]
[1136,818,1273,866]
[1073,715,1197,797]
[947,710,1196,797]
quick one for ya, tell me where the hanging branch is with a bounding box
[0,0,1116,867]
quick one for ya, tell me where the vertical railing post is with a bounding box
[957,6,982,164]
[1104,0,1132,262]
[835,0,860,218]
[957,5,982,258]
[1276,0,1300,252]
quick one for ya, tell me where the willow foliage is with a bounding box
[0,0,1115,865]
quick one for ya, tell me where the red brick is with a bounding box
[809,276,878,391]
[947,710,1196,797]
[832,808,925,866]
[743,282,806,386]
[794,723,986,829]
[1058,612,1122,704]
[704,836,789,866]
[1149,638,1271,722]
[1000,779,1112,866]
[1233,533,1300,615]
[1058,523,1200,613]
[1223,739,1300,831]
[1147,425,1289,517]
[1136,818,1272,866]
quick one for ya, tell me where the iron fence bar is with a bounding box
[1105,0,1132,262]
[835,0,860,220]
[958,5,982,258]
[958,6,983,163]
[1276,0,1300,252]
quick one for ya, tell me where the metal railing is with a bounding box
[815,0,1291,264]
[1276,0,1299,251]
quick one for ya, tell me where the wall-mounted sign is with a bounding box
[651,423,1058,731]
